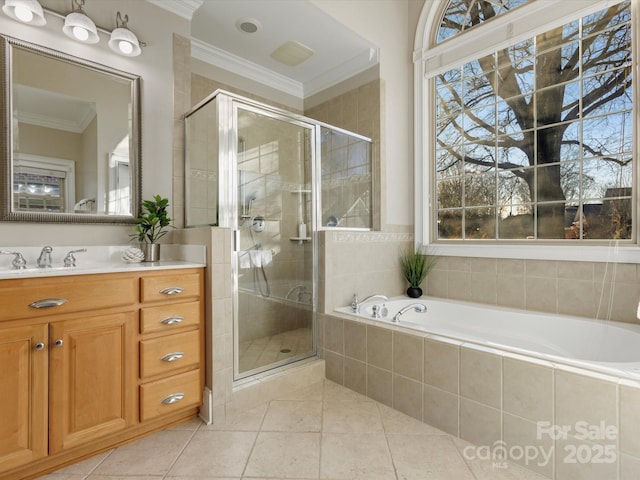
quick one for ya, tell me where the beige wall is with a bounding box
[0,0,189,246]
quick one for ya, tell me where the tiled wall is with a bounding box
[305,80,382,230]
[426,256,640,324]
[319,230,413,314]
[321,313,640,479]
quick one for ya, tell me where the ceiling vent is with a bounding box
[270,41,314,66]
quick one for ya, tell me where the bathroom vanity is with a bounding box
[0,265,204,479]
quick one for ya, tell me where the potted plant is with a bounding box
[130,195,172,262]
[399,246,438,298]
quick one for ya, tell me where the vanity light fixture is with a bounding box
[2,0,46,26]
[3,0,145,56]
[62,0,99,44]
[108,12,140,57]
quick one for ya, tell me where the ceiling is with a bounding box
[184,0,379,98]
[38,0,379,99]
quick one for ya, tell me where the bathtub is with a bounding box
[335,296,640,380]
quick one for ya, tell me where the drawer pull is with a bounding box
[34,342,46,351]
[29,298,68,309]
[161,316,184,325]
[161,352,185,362]
[160,286,184,296]
[161,392,185,404]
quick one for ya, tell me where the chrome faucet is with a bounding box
[392,303,427,323]
[37,246,53,268]
[351,293,389,313]
[64,248,87,267]
[0,250,27,269]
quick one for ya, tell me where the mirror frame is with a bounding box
[0,35,141,224]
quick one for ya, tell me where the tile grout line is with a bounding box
[239,396,270,479]
[161,420,203,479]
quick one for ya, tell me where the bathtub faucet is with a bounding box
[351,293,389,313]
[392,303,427,323]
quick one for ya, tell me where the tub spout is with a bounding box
[392,303,427,323]
[351,293,389,313]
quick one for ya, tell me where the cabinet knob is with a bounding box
[161,352,184,362]
[54,339,64,348]
[161,392,185,404]
[161,316,184,325]
[34,342,46,351]
[29,298,68,309]
[160,286,184,296]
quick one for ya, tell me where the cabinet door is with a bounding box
[0,324,48,471]
[49,312,136,453]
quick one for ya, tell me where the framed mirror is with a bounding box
[0,35,141,223]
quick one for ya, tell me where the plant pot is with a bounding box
[406,286,422,298]
[141,243,160,262]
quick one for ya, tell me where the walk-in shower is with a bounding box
[184,90,372,380]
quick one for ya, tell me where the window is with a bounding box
[420,0,634,244]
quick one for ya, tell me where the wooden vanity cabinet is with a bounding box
[48,311,137,453]
[139,270,204,422]
[0,324,48,471]
[0,267,204,480]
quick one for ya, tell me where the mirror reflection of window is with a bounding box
[13,172,64,212]
[12,154,75,213]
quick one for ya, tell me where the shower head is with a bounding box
[241,194,257,222]
[247,194,256,214]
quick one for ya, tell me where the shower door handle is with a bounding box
[233,230,241,252]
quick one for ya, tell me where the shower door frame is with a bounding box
[215,92,319,382]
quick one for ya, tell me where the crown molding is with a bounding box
[191,38,304,98]
[146,0,203,21]
[304,47,379,97]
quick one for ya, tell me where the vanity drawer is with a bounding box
[140,272,201,303]
[0,275,138,322]
[140,301,201,334]
[140,330,200,379]
[140,369,201,421]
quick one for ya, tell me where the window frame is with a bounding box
[413,0,640,263]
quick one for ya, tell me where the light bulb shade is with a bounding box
[109,27,141,57]
[2,0,46,26]
[63,11,99,43]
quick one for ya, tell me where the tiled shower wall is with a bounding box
[425,256,640,324]
[305,80,382,231]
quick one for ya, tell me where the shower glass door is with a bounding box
[233,103,316,379]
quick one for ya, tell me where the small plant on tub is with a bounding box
[399,245,438,298]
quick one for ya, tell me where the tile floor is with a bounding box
[41,380,547,480]
[238,328,313,372]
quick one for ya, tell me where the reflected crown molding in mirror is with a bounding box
[0,34,141,224]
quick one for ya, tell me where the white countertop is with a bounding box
[0,244,206,280]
